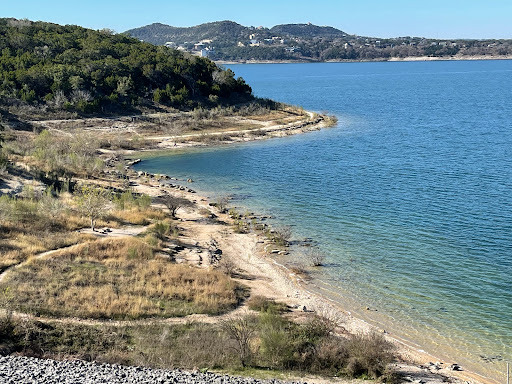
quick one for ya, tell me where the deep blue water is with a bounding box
[136,61,512,381]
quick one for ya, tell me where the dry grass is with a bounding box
[0,208,96,271]
[0,183,164,271]
[1,237,245,319]
[109,207,166,226]
[0,228,95,271]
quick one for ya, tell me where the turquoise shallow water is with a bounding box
[135,61,512,381]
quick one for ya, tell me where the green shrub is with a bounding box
[247,296,287,314]
[151,221,170,240]
[258,312,294,369]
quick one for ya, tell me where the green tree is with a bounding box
[75,185,112,231]
[161,193,193,218]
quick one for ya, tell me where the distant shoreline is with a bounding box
[216,55,512,65]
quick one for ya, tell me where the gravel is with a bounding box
[0,356,307,384]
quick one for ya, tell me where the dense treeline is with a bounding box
[0,19,252,115]
[214,39,512,62]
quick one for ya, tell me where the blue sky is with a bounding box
[2,0,511,39]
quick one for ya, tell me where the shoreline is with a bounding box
[117,111,333,156]
[216,55,512,65]
[2,106,502,383]
[130,154,497,384]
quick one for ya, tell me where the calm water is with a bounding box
[136,61,512,381]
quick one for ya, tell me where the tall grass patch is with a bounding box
[1,237,245,319]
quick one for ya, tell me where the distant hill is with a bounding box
[0,19,252,119]
[269,23,348,39]
[127,21,248,46]
[126,21,348,45]
[125,21,512,62]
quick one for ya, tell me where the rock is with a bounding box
[450,363,462,371]
[0,355,306,384]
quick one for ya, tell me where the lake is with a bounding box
[135,60,512,382]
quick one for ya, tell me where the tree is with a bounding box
[75,185,111,231]
[38,188,66,226]
[0,20,255,116]
[161,193,193,218]
[220,315,256,368]
[165,121,184,146]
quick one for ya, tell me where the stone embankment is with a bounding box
[0,356,305,384]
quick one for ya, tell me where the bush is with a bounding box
[247,296,287,314]
[345,332,395,379]
[114,190,151,211]
[303,248,326,267]
[38,188,66,226]
[217,258,237,276]
[220,315,256,368]
[214,196,229,213]
[150,220,170,240]
[269,226,292,246]
[258,312,293,369]
[160,194,193,218]
[311,336,348,373]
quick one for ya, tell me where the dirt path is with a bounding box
[148,113,324,148]
[9,303,253,328]
[0,243,82,284]
[0,225,149,284]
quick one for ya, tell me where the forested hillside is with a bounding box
[127,21,248,46]
[127,21,512,62]
[0,19,252,117]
